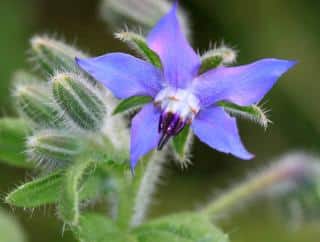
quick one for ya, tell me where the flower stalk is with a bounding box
[130,152,166,227]
[202,154,313,218]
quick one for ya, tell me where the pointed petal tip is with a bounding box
[287,59,298,68]
[270,58,298,71]
[279,59,298,69]
[237,151,255,160]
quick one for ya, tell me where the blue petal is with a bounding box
[147,2,200,89]
[192,107,254,160]
[130,104,161,169]
[191,59,297,107]
[76,53,163,99]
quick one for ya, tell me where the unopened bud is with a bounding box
[30,35,87,75]
[27,130,83,166]
[12,82,64,128]
[52,72,107,131]
[100,0,190,37]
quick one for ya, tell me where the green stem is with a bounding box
[202,159,306,218]
[58,155,95,225]
[130,152,165,227]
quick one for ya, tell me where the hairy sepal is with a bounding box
[115,31,162,68]
[218,101,271,129]
[113,96,152,115]
[172,126,193,167]
[199,45,237,74]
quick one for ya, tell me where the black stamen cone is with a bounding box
[158,133,171,150]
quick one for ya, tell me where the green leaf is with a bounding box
[218,101,270,129]
[172,126,192,164]
[113,96,152,115]
[0,118,32,168]
[58,156,95,225]
[73,213,135,242]
[5,170,64,208]
[115,31,162,68]
[134,213,229,242]
[0,208,26,242]
[5,168,105,208]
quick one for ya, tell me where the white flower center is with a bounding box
[154,87,200,123]
[154,87,200,150]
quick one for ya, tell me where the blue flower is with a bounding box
[76,3,296,170]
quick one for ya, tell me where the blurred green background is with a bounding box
[0,0,319,241]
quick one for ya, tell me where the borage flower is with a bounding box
[76,3,296,170]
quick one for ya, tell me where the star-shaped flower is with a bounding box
[76,3,296,170]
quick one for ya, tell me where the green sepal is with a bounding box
[5,170,64,208]
[0,118,32,168]
[218,101,270,129]
[58,156,95,225]
[133,213,229,242]
[73,213,135,242]
[172,126,192,164]
[52,72,107,131]
[199,47,237,74]
[113,96,152,115]
[199,55,223,74]
[115,31,162,68]
[30,36,87,75]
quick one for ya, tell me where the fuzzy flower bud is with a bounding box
[100,0,190,37]
[27,130,83,166]
[12,82,64,128]
[30,35,87,75]
[51,72,107,132]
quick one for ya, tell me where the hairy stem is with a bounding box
[130,152,166,227]
[202,158,308,218]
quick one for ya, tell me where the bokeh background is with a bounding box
[0,0,319,241]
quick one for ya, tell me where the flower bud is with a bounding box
[12,82,64,128]
[100,0,190,37]
[30,35,87,75]
[27,130,82,166]
[51,72,107,131]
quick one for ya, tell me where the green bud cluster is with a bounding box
[11,36,118,167]
[2,4,315,242]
